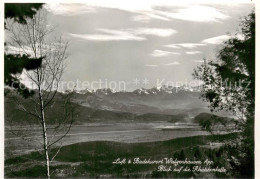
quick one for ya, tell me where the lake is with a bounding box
[5,122,209,157]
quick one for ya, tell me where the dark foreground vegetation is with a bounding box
[5,133,243,178]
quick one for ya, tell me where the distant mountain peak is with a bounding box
[74,84,201,97]
[95,88,116,96]
[76,88,94,95]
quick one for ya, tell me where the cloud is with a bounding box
[155,5,230,23]
[178,43,206,48]
[201,35,230,44]
[186,51,202,55]
[236,33,245,40]
[165,35,231,51]
[145,61,180,67]
[134,28,177,37]
[45,3,233,23]
[5,45,34,56]
[45,2,153,17]
[165,43,206,49]
[193,60,204,63]
[151,50,181,57]
[5,44,59,57]
[68,29,145,41]
[131,13,171,22]
[44,4,97,16]
[164,44,181,49]
[144,64,158,67]
[131,15,152,23]
[68,28,177,41]
[161,61,180,66]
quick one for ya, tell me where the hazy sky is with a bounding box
[26,2,256,91]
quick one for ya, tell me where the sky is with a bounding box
[8,1,255,91]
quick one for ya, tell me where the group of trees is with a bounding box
[193,11,255,178]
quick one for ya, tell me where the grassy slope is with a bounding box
[5,96,188,125]
[5,133,236,178]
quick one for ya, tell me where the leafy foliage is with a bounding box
[194,113,237,132]
[193,11,255,178]
[4,3,44,98]
[193,12,254,122]
[5,3,44,25]
[4,54,43,98]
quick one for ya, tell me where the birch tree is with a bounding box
[5,10,73,178]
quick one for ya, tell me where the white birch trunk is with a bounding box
[39,88,50,179]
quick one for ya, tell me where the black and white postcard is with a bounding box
[1,0,258,178]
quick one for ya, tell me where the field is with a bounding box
[5,133,236,178]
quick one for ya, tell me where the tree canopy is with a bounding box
[4,3,44,98]
[193,11,255,178]
[193,11,255,122]
[5,3,44,24]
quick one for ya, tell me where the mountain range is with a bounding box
[4,86,231,124]
[72,85,219,117]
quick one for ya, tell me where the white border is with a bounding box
[0,1,258,179]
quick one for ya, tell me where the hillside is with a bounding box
[4,87,231,125]
[194,113,237,131]
[5,133,238,178]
